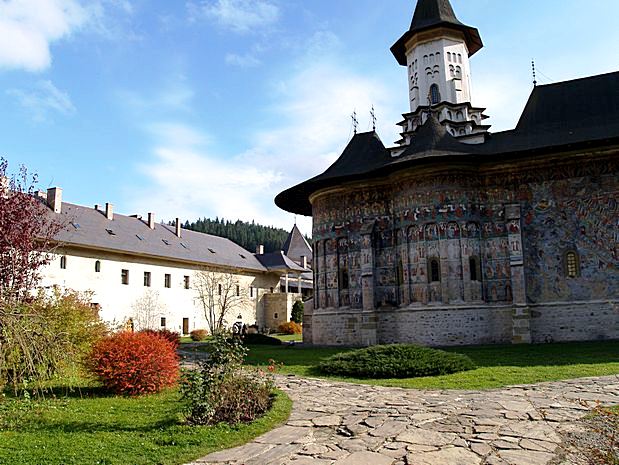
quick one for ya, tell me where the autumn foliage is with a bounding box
[139,329,181,350]
[190,329,209,341]
[89,331,180,396]
[277,321,302,335]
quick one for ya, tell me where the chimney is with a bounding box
[94,204,100,212]
[300,255,307,269]
[148,212,155,229]
[175,218,181,238]
[105,203,114,220]
[256,244,264,255]
[47,187,63,214]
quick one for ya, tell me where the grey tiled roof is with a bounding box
[50,202,268,272]
[282,224,312,264]
[255,251,308,273]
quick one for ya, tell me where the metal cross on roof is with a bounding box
[370,105,376,131]
[351,111,359,134]
[532,59,537,87]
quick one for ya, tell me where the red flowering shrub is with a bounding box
[277,321,302,335]
[139,329,181,349]
[89,331,179,396]
[190,329,209,341]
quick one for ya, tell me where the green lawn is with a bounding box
[271,333,303,343]
[245,340,619,390]
[0,382,291,465]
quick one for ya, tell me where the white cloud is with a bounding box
[129,34,402,232]
[7,80,76,121]
[0,0,89,71]
[188,0,279,34]
[225,52,261,68]
[117,81,195,113]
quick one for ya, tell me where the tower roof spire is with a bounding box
[391,0,483,66]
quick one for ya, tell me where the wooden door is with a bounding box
[182,318,189,335]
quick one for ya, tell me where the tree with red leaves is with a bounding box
[0,158,63,304]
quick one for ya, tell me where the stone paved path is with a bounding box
[186,375,619,465]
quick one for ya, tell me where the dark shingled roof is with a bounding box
[391,0,483,66]
[50,203,269,272]
[255,251,308,273]
[275,71,619,216]
[282,224,312,264]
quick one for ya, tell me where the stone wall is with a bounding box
[263,292,298,330]
[530,301,619,343]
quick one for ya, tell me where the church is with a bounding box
[276,0,619,346]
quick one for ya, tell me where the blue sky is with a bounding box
[1,0,618,235]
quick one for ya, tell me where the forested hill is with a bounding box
[182,218,293,254]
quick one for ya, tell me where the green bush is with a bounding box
[0,289,108,393]
[291,301,304,324]
[317,344,476,379]
[242,333,282,346]
[180,331,274,425]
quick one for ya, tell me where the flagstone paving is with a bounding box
[186,375,619,465]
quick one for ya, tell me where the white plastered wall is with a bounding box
[40,247,281,334]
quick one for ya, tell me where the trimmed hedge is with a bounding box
[242,334,282,346]
[277,321,302,335]
[317,344,476,379]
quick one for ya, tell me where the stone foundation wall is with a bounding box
[263,293,297,331]
[530,300,619,343]
[377,305,513,346]
[309,305,513,347]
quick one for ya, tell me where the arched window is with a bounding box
[430,84,440,105]
[60,256,67,270]
[449,65,455,78]
[455,66,462,79]
[447,52,451,61]
[456,110,464,120]
[564,250,581,278]
[459,129,466,135]
[426,67,432,77]
[447,110,452,119]
[457,53,462,63]
[469,256,481,282]
[429,259,441,282]
[95,260,101,273]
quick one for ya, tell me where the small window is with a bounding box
[564,250,580,278]
[136,234,144,241]
[236,285,240,296]
[71,222,81,230]
[430,84,440,105]
[95,260,101,273]
[250,286,254,298]
[164,274,171,288]
[184,276,190,289]
[239,254,246,259]
[162,239,170,246]
[160,317,166,327]
[121,269,129,285]
[273,313,279,319]
[144,271,151,287]
[469,256,480,282]
[218,283,222,295]
[270,287,274,293]
[208,248,216,254]
[60,256,67,270]
[429,259,441,283]
[106,229,116,236]
[180,243,188,249]
[339,268,349,290]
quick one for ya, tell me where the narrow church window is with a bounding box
[144,271,151,287]
[95,260,101,273]
[457,110,464,120]
[469,256,481,282]
[121,269,129,285]
[429,259,441,282]
[449,65,455,78]
[339,268,349,290]
[457,53,462,63]
[430,84,440,105]
[160,317,166,327]
[236,285,240,296]
[184,276,190,289]
[218,283,222,295]
[60,256,67,269]
[564,250,580,278]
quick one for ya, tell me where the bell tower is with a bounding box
[391,0,490,145]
